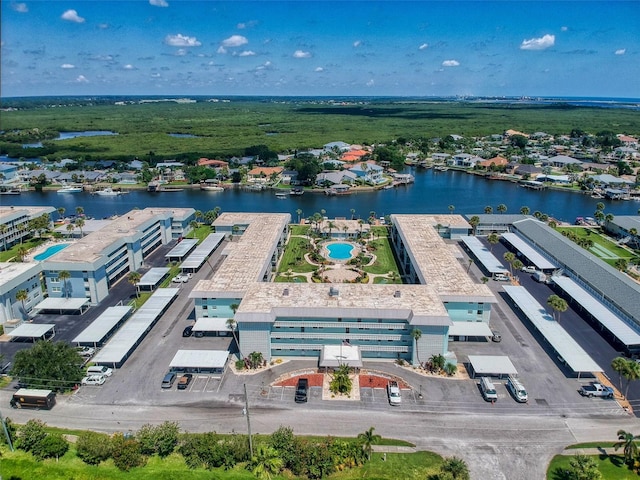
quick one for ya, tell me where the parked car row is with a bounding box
[479,376,529,403]
[81,365,113,387]
[162,372,193,390]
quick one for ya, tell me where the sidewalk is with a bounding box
[559,447,620,457]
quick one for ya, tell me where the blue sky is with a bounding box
[1,1,638,98]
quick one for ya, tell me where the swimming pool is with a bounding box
[326,242,355,260]
[34,243,70,261]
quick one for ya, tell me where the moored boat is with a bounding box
[57,185,83,193]
[94,187,122,196]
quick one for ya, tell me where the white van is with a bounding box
[479,377,498,402]
[506,376,528,403]
[87,365,113,377]
[494,273,509,282]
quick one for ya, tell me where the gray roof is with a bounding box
[608,216,640,232]
[181,233,225,271]
[466,214,530,225]
[73,305,132,344]
[459,236,508,275]
[467,355,517,375]
[138,267,171,287]
[512,218,640,325]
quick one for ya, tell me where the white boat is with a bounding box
[275,192,288,199]
[57,185,83,193]
[200,185,224,192]
[95,187,122,196]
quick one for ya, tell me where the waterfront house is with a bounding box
[591,174,635,188]
[349,162,385,185]
[448,153,482,168]
[324,141,351,153]
[478,156,509,170]
[604,216,640,248]
[197,158,229,169]
[431,153,450,163]
[281,170,299,185]
[316,170,357,187]
[505,163,542,177]
[0,164,19,185]
[543,155,584,170]
[247,166,283,184]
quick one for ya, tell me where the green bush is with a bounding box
[16,419,47,454]
[136,421,180,458]
[111,433,146,471]
[32,434,69,461]
[76,431,113,465]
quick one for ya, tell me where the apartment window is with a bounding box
[52,287,61,293]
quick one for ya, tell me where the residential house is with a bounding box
[349,162,385,184]
[478,156,509,169]
[448,153,482,168]
[543,155,584,170]
[281,170,299,185]
[247,166,283,184]
[323,141,351,153]
[505,163,543,177]
[316,170,358,186]
[0,164,19,185]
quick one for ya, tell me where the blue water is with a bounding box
[3,169,639,223]
[20,131,118,148]
[34,243,70,261]
[327,242,354,260]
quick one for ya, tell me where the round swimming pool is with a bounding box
[326,242,355,260]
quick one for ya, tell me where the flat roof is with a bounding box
[552,276,640,347]
[391,215,494,301]
[320,344,363,368]
[235,283,451,326]
[8,324,55,338]
[0,206,56,222]
[194,317,229,332]
[448,322,493,337]
[72,305,133,344]
[180,233,225,270]
[0,262,41,287]
[501,232,557,270]
[165,238,198,260]
[46,208,193,264]
[503,285,602,373]
[459,236,509,275]
[191,212,290,296]
[54,219,111,235]
[138,267,171,287]
[33,297,89,311]
[169,350,228,369]
[467,355,518,375]
[92,288,178,366]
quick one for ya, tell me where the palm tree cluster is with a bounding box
[611,357,640,400]
[560,229,595,250]
[614,429,640,470]
[329,364,353,395]
[546,295,568,323]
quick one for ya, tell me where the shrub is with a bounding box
[76,431,113,465]
[16,419,47,454]
[136,421,180,458]
[32,433,68,460]
[111,433,146,471]
[235,359,245,370]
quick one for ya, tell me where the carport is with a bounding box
[32,297,90,315]
[467,355,517,379]
[448,321,493,340]
[137,267,170,292]
[165,239,198,262]
[169,350,229,375]
[8,323,56,342]
[319,344,363,369]
[72,305,133,347]
[180,233,225,273]
[501,233,557,272]
[192,317,232,337]
[459,236,508,277]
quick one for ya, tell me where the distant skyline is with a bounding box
[1,1,638,98]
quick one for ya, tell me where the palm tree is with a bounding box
[622,360,640,399]
[16,246,28,262]
[15,289,28,315]
[66,223,75,237]
[484,206,493,214]
[613,429,640,465]
[250,444,283,480]
[605,213,614,223]
[487,233,499,252]
[440,456,470,480]
[595,202,605,212]
[547,295,568,323]
[448,204,455,215]
[296,208,302,224]
[326,220,336,238]
[227,304,243,358]
[411,328,422,365]
[614,258,628,272]
[189,220,199,234]
[520,206,530,215]
[357,427,381,461]
[350,208,356,220]
[75,206,84,217]
[497,203,507,214]
[58,270,71,299]
[468,216,480,235]
[512,259,523,272]
[194,210,203,223]
[57,207,65,220]
[611,357,628,393]
[503,252,515,275]
[75,218,85,237]
[128,271,141,298]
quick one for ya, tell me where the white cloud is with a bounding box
[442,59,460,67]
[366,79,374,87]
[561,26,568,32]
[175,49,187,56]
[149,0,169,7]
[61,64,75,69]
[419,43,428,50]
[293,50,311,58]
[98,23,110,29]
[520,34,555,50]
[217,46,227,54]
[615,49,626,55]
[61,9,85,23]
[238,50,256,57]
[123,64,135,70]
[353,40,361,48]
[222,35,248,47]
[165,34,201,47]
[315,66,323,72]
[11,3,28,13]
[75,75,89,83]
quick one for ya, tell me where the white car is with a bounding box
[81,374,106,386]
[172,274,189,283]
[521,266,537,274]
[77,346,95,357]
[387,381,402,405]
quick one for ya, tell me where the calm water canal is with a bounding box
[2,169,639,222]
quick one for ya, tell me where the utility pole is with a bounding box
[243,383,253,457]
[0,409,14,451]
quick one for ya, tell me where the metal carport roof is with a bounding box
[467,355,517,377]
[169,350,229,369]
[459,236,508,275]
[72,305,133,345]
[503,285,602,374]
[181,233,225,271]
[165,239,198,261]
[32,297,90,314]
[501,232,557,270]
[448,322,493,337]
[552,275,640,349]
[193,317,229,332]
[8,323,55,340]
[137,268,170,288]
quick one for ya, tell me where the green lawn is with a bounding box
[362,236,401,276]
[290,225,311,235]
[278,235,317,273]
[555,226,639,266]
[185,224,212,243]
[547,453,636,480]
[0,237,48,262]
